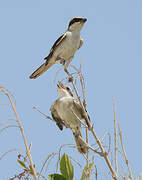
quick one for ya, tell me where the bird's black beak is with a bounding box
[57,82,65,89]
[82,18,87,23]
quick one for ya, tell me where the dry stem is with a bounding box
[66,68,119,180]
[113,96,118,175]
[118,124,133,180]
[0,87,38,180]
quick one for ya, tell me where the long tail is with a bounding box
[29,62,53,79]
[73,128,88,154]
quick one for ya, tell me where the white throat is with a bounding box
[58,89,71,98]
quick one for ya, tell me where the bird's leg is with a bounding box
[56,56,66,65]
[64,58,73,82]
[56,56,73,82]
[64,66,73,82]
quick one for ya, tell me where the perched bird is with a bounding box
[29,17,87,79]
[50,82,89,154]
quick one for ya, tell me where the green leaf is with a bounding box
[60,153,74,180]
[80,163,94,180]
[17,160,27,169]
[48,174,66,180]
[29,165,34,175]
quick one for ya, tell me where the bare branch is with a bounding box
[70,108,88,128]
[86,128,90,180]
[53,66,64,83]
[0,148,24,160]
[118,124,133,180]
[69,155,83,169]
[0,87,16,104]
[0,119,16,127]
[94,165,98,180]
[57,143,76,171]
[65,68,119,180]
[113,96,118,175]
[38,152,58,178]
[33,106,53,121]
[0,125,19,133]
[0,86,38,180]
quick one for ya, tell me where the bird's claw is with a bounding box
[68,75,73,82]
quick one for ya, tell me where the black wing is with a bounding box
[44,33,67,64]
[50,102,65,131]
[73,100,90,128]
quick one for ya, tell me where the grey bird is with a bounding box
[50,82,89,154]
[29,17,87,79]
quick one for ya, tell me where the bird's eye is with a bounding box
[66,87,70,90]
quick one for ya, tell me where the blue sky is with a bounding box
[0,0,142,179]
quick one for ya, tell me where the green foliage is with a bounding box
[48,154,94,180]
[48,153,74,180]
[60,153,74,180]
[17,160,27,169]
[80,163,94,180]
[17,159,35,176]
[48,174,66,180]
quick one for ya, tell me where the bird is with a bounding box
[50,82,89,154]
[29,17,87,79]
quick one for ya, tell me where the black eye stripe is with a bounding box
[66,87,74,97]
[69,18,84,27]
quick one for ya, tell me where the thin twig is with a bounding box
[86,128,90,180]
[90,127,118,179]
[94,165,98,180]
[0,125,19,133]
[53,66,64,83]
[38,153,58,179]
[0,87,38,180]
[46,153,59,172]
[118,124,133,180]
[0,148,24,160]
[113,96,118,175]
[70,108,88,128]
[78,64,90,179]
[0,119,16,126]
[70,80,91,129]
[0,87,16,104]
[57,143,76,171]
[65,69,119,180]
[33,106,53,121]
[69,156,83,169]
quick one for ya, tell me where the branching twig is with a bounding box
[65,68,119,180]
[118,124,133,180]
[0,148,23,160]
[0,87,38,180]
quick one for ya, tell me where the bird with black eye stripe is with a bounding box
[50,82,89,154]
[29,17,87,79]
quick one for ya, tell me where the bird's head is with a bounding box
[57,82,74,98]
[68,17,87,32]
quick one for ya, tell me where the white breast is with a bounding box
[54,31,81,61]
[56,96,81,128]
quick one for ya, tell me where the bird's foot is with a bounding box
[64,67,73,82]
[60,59,66,65]
[56,56,66,65]
[68,75,73,82]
